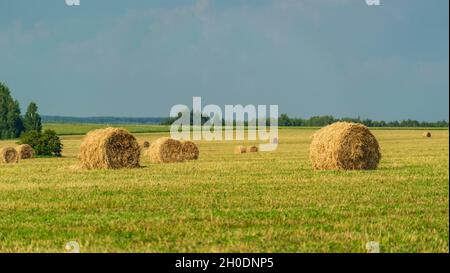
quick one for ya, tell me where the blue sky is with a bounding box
[0,0,448,120]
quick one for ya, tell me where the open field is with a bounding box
[43,123,170,135]
[0,127,448,253]
[44,123,447,136]
[43,123,449,136]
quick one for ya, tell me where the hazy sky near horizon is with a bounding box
[0,0,448,120]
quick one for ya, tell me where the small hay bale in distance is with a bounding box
[234,146,247,154]
[78,127,141,170]
[181,141,199,161]
[246,145,259,153]
[142,141,150,149]
[16,144,34,159]
[147,137,184,163]
[310,122,381,171]
[423,132,432,138]
[1,147,19,164]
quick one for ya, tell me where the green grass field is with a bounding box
[43,123,170,135]
[0,126,448,253]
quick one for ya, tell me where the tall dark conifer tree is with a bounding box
[0,82,24,139]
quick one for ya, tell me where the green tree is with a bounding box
[18,130,41,149]
[7,100,25,138]
[40,130,62,157]
[278,114,292,126]
[0,82,24,139]
[23,102,42,132]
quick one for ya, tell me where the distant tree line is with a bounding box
[160,111,210,126]
[278,114,449,128]
[161,111,449,128]
[42,115,166,125]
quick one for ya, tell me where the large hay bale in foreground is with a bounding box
[181,141,199,161]
[246,145,259,153]
[78,128,140,170]
[423,132,432,138]
[147,137,183,163]
[16,144,34,159]
[310,122,381,170]
[234,146,247,154]
[1,147,19,164]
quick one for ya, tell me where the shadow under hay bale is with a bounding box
[423,132,432,138]
[1,147,19,164]
[181,141,199,161]
[246,145,259,153]
[147,137,183,163]
[234,146,247,154]
[16,144,34,159]
[78,127,141,170]
[310,122,381,171]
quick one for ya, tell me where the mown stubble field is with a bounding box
[0,128,448,253]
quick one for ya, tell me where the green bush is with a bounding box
[19,129,63,157]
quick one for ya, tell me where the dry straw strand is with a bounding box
[181,141,199,161]
[1,147,19,164]
[310,122,381,171]
[78,127,141,170]
[146,137,184,163]
[16,144,34,159]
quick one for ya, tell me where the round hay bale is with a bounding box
[16,144,34,159]
[310,122,381,170]
[423,132,432,138]
[78,128,140,170]
[246,145,259,153]
[142,141,151,148]
[1,147,19,164]
[181,141,199,161]
[146,137,183,163]
[234,146,247,154]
